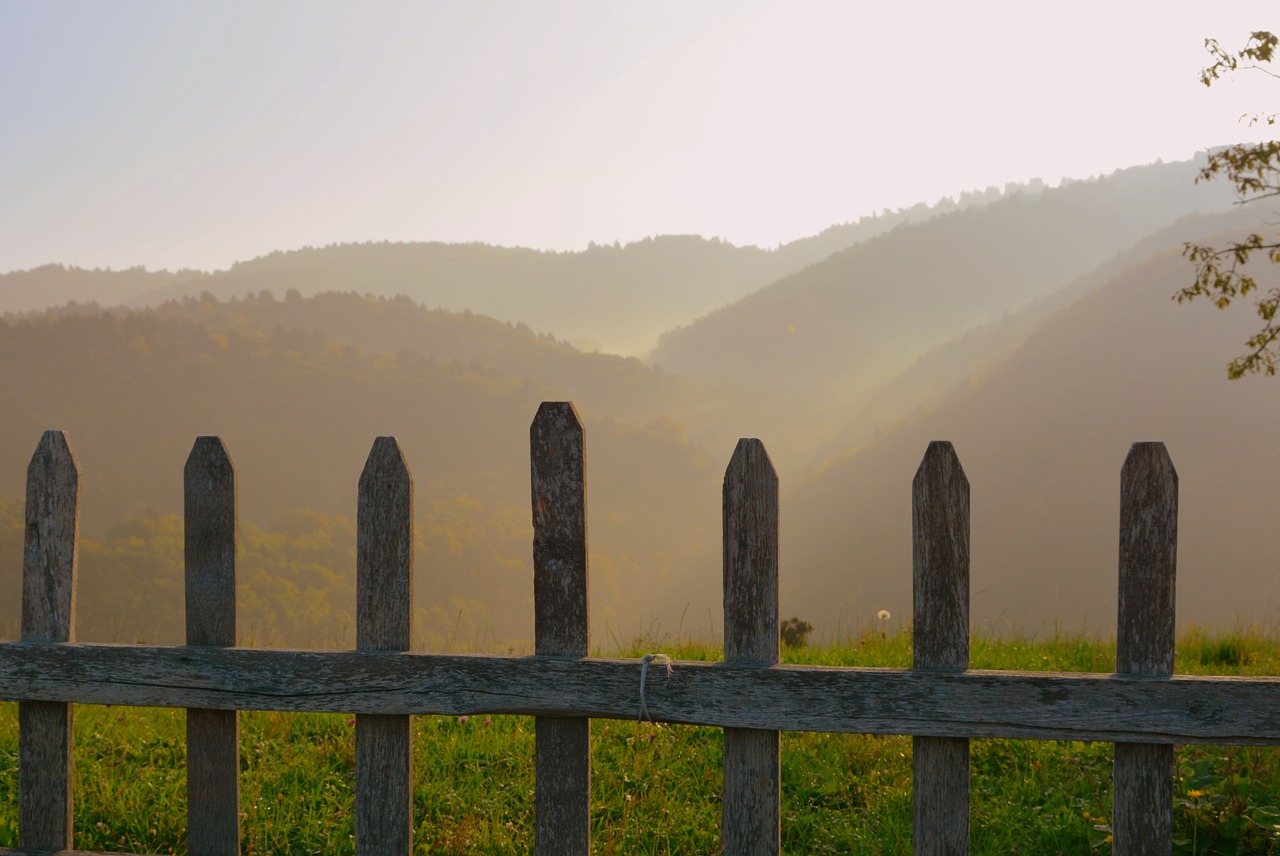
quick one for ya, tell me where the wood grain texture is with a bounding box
[723,439,779,666]
[530,403,590,856]
[912,442,970,855]
[722,727,779,855]
[912,442,969,673]
[535,716,590,853]
[1116,443,1177,676]
[184,437,240,856]
[18,702,73,851]
[355,437,414,856]
[356,715,412,856]
[913,736,968,855]
[20,430,79,851]
[357,437,413,653]
[722,439,780,856]
[185,709,239,856]
[185,437,237,649]
[531,402,588,657]
[6,644,1280,743]
[22,431,80,644]
[1113,442,1178,856]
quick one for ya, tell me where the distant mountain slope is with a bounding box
[648,159,1235,468]
[802,206,1273,470]
[779,215,1280,634]
[0,190,1004,357]
[0,301,722,645]
[132,290,703,425]
[0,264,209,313]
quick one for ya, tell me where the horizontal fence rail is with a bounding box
[2,645,1280,742]
[0,404,1268,855]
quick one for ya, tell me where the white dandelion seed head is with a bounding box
[877,609,891,621]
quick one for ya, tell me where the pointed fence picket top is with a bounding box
[1113,442,1178,856]
[355,436,415,856]
[722,438,780,856]
[911,441,971,855]
[530,402,590,856]
[19,430,80,850]
[184,437,241,856]
[1,413,1269,855]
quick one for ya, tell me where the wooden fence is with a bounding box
[1,400,1277,855]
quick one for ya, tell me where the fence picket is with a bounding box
[1113,442,1178,855]
[185,437,240,856]
[722,438,780,856]
[531,402,591,855]
[355,437,414,855]
[0,408,1251,854]
[18,431,80,850]
[912,441,971,855]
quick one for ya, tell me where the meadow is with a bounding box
[2,628,1279,854]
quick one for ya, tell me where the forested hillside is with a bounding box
[0,264,209,313]
[0,300,722,646]
[3,157,1273,643]
[0,188,1006,356]
[779,214,1280,634]
[134,290,705,425]
[649,159,1236,471]
[803,206,1273,469]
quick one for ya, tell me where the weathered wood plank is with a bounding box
[19,430,79,851]
[18,703,74,848]
[184,437,240,856]
[185,437,237,649]
[6,645,1280,743]
[912,441,970,855]
[530,402,590,856]
[912,442,970,670]
[357,437,414,654]
[532,402,588,657]
[356,714,412,855]
[355,437,414,856]
[1113,442,1178,856]
[723,439,779,666]
[722,438,780,856]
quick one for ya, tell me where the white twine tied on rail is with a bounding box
[638,653,674,722]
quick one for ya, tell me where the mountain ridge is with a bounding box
[779,211,1280,634]
[0,181,1021,355]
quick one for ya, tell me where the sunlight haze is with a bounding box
[1,2,1279,643]
[4,10,1280,845]
[1,0,1276,272]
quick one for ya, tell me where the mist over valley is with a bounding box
[2,158,1275,647]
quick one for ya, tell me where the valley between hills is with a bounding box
[2,156,1274,647]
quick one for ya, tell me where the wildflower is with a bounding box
[878,609,891,621]
[458,715,470,723]
[1188,789,1207,799]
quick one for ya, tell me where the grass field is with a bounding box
[3,628,1280,854]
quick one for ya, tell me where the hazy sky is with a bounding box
[1,1,1276,273]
